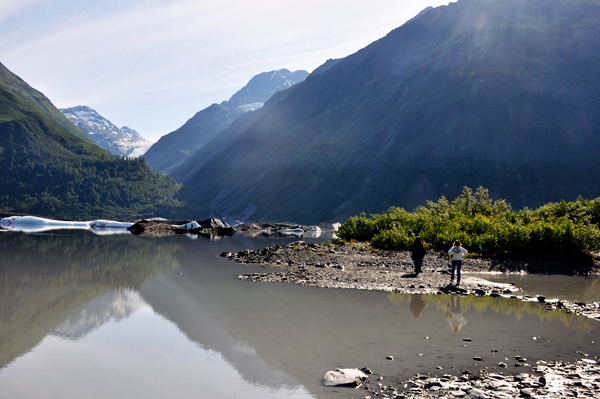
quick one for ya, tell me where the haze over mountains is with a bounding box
[144,69,309,174]
[171,0,600,224]
[60,105,151,157]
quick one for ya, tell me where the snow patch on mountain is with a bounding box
[236,102,264,113]
[60,105,148,157]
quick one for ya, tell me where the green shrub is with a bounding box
[372,227,412,249]
[337,186,600,262]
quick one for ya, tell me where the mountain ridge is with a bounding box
[0,62,93,143]
[172,0,600,224]
[143,69,308,174]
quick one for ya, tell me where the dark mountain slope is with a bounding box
[173,0,600,224]
[0,64,201,220]
[144,69,308,174]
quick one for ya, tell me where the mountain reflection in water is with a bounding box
[0,230,181,369]
[51,289,148,340]
[0,231,597,399]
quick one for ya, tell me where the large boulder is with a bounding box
[322,368,368,387]
[198,218,230,229]
[194,218,235,236]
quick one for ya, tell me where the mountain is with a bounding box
[172,0,600,224]
[143,69,308,174]
[0,63,92,143]
[60,105,150,157]
[227,69,310,107]
[0,62,201,220]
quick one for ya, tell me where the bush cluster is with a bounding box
[337,187,600,262]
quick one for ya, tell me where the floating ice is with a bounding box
[0,216,89,232]
[0,216,133,233]
[89,220,133,229]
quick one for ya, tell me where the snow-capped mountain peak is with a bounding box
[60,105,149,157]
[227,69,309,108]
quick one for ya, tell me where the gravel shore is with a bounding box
[224,240,600,319]
[345,357,600,399]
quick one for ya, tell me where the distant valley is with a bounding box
[143,69,308,174]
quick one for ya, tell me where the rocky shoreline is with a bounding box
[127,217,235,237]
[234,222,339,238]
[122,219,339,238]
[0,214,338,239]
[224,240,600,320]
[324,357,600,399]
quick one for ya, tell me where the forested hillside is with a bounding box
[0,62,201,220]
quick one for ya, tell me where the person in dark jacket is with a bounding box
[410,236,427,274]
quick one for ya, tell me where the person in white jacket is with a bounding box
[448,240,468,285]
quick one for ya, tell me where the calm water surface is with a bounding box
[0,231,598,399]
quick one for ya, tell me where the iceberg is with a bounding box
[0,216,90,232]
[0,216,133,233]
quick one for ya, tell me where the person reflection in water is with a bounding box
[410,294,427,319]
[446,294,467,333]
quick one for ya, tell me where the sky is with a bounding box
[1,0,451,142]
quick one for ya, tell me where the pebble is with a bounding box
[345,358,600,399]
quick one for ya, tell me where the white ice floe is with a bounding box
[0,216,133,233]
[89,220,134,229]
[0,216,89,231]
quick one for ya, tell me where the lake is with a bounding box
[0,230,598,399]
